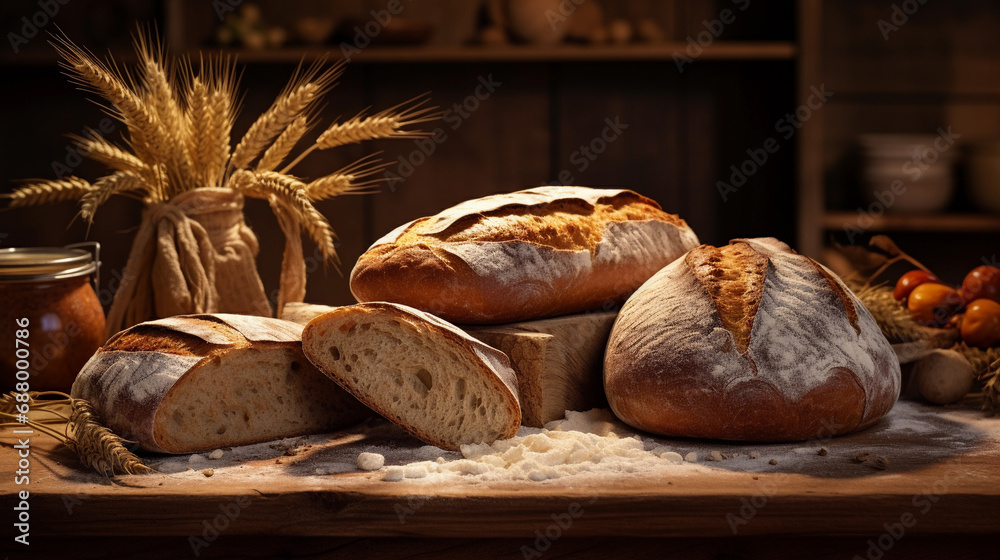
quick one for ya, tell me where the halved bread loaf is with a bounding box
[301,302,521,450]
[70,314,369,454]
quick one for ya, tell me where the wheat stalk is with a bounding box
[135,33,182,128]
[316,96,439,149]
[0,392,153,477]
[243,171,339,265]
[186,78,233,188]
[50,36,162,197]
[229,59,343,172]
[281,94,440,173]
[951,343,1000,412]
[70,131,147,175]
[307,153,391,201]
[135,34,195,198]
[185,55,236,188]
[954,342,1000,412]
[67,398,154,476]
[79,171,145,222]
[983,356,1000,413]
[4,177,92,208]
[257,115,309,172]
[51,36,144,123]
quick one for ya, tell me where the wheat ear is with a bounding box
[0,392,153,477]
[79,171,145,222]
[135,33,195,198]
[281,94,440,173]
[853,284,959,346]
[952,344,1000,412]
[69,130,147,175]
[983,356,1000,413]
[4,177,92,208]
[50,35,167,200]
[67,398,154,476]
[229,59,343,172]
[307,153,392,201]
[257,115,310,172]
[243,171,339,265]
[317,94,440,149]
[186,55,236,188]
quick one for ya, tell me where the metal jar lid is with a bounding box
[0,242,100,284]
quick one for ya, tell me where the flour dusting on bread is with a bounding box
[604,237,900,441]
[351,186,699,323]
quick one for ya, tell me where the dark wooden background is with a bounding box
[2,0,997,311]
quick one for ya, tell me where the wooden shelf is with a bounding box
[822,212,1000,233]
[0,42,796,67]
[203,42,797,64]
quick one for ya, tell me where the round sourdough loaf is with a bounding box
[604,237,900,442]
[350,186,699,324]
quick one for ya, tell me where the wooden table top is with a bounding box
[3,399,999,542]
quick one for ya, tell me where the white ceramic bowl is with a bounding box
[858,134,957,214]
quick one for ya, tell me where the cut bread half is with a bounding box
[71,314,370,454]
[302,302,522,450]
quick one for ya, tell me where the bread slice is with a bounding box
[70,314,369,454]
[301,302,521,450]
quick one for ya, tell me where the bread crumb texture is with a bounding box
[302,302,520,450]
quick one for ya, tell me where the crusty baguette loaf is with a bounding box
[604,237,901,442]
[301,302,521,450]
[70,314,369,454]
[350,186,699,324]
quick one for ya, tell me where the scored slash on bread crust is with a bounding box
[349,186,700,324]
[70,314,369,454]
[301,302,521,451]
[604,237,901,442]
[686,241,769,355]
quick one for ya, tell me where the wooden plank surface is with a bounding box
[3,399,1000,541]
[12,534,1000,560]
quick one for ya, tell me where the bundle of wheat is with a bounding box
[3,31,438,334]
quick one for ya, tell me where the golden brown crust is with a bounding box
[395,191,682,252]
[603,237,900,443]
[352,187,699,324]
[103,327,238,356]
[686,242,769,354]
[73,315,366,454]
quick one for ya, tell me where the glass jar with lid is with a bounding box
[0,243,106,393]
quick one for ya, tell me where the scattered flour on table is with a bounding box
[144,401,987,484]
[357,452,385,471]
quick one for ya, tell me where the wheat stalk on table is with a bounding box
[0,391,153,477]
